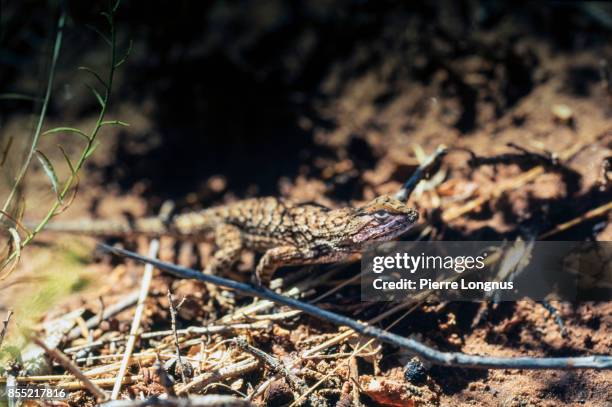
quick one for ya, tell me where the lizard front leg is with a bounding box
[255,245,319,286]
[204,224,243,276]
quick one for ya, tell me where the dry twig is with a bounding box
[66,290,140,341]
[101,395,254,407]
[395,145,448,202]
[0,309,13,349]
[233,338,304,392]
[176,357,259,395]
[32,337,107,401]
[167,289,187,384]
[539,201,612,239]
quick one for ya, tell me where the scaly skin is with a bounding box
[42,195,419,285]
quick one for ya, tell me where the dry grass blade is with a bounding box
[65,290,140,342]
[539,201,612,239]
[110,239,160,399]
[0,228,22,280]
[59,375,141,390]
[34,150,60,199]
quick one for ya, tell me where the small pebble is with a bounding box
[552,104,573,123]
[404,357,427,384]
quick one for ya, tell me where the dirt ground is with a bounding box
[1,1,611,406]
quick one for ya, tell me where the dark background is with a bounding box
[2,1,611,198]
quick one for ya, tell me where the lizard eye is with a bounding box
[373,211,390,220]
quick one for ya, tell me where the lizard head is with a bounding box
[348,195,419,246]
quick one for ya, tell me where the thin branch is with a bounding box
[176,359,259,396]
[233,338,307,395]
[38,375,141,390]
[167,289,187,384]
[395,145,448,202]
[141,321,271,339]
[65,290,140,341]
[64,321,272,354]
[539,201,612,239]
[101,395,254,407]
[0,135,14,166]
[465,142,559,169]
[0,309,13,349]
[176,357,259,395]
[0,374,81,383]
[110,239,160,399]
[98,243,612,370]
[32,337,107,401]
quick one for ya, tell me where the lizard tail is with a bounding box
[32,205,225,237]
[36,216,168,236]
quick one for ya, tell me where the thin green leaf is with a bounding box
[101,12,113,26]
[85,24,111,46]
[0,209,28,236]
[35,150,60,200]
[114,39,133,68]
[16,196,27,232]
[8,228,21,257]
[77,66,108,89]
[0,12,64,221]
[112,0,122,13]
[86,84,105,108]
[42,127,90,142]
[100,120,129,127]
[0,93,42,102]
[5,228,22,276]
[57,145,75,175]
[1,136,14,167]
[84,141,100,159]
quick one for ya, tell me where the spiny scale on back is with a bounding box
[42,195,419,285]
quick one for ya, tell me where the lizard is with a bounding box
[40,195,419,286]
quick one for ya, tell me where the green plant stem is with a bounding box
[1,11,66,217]
[1,5,120,273]
[26,14,117,245]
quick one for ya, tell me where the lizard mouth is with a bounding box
[356,215,417,244]
[373,217,415,240]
